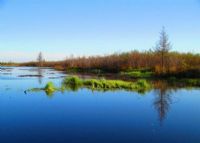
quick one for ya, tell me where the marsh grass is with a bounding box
[28,82,57,96]
[27,76,200,96]
[62,76,83,87]
[28,76,152,95]
[61,76,151,92]
[121,70,153,78]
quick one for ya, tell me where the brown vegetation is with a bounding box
[18,51,200,78]
[3,28,200,78]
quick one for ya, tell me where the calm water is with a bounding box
[0,67,200,143]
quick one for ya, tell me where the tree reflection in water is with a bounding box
[153,81,173,125]
[29,76,180,125]
[37,67,43,84]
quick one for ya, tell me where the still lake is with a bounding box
[0,67,200,143]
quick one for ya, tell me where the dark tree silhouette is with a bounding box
[155,27,171,74]
[37,52,44,67]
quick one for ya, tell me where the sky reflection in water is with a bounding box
[0,67,200,143]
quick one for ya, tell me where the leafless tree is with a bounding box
[155,27,172,74]
[37,52,44,67]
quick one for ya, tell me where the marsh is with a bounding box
[0,67,200,143]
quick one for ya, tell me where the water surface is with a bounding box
[0,67,200,143]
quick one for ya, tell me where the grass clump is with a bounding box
[61,76,151,92]
[134,79,150,88]
[62,76,83,87]
[84,79,104,89]
[62,76,83,91]
[44,82,56,93]
[121,70,153,78]
[28,76,152,95]
[132,79,151,93]
[82,78,129,89]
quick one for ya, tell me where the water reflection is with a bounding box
[37,67,43,84]
[45,90,54,98]
[153,81,173,125]
[1,68,200,143]
[27,77,197,126]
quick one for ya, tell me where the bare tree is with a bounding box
[155,27,171,74]
[37,52,44,67]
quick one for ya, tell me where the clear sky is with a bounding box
[0,0,200,62]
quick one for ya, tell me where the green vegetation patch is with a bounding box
[61,76,151,93]
[27,76,200,96]
[28,82,57,96]
[121,70,153,78]
[66,68,103,74]
[44,82,57,93]
[28,76,152,95]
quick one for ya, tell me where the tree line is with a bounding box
[21,28,200,77]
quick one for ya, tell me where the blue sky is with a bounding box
[0,0,200,62]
